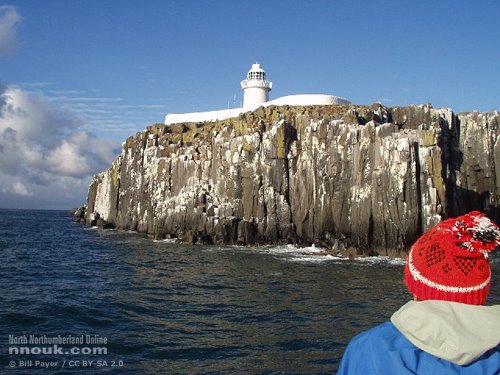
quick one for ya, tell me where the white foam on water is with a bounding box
[289,254,350,263]
[256,244,407,265]
[261,244,350,263]
[303,244,323,253]
[197,243,406,265]
[356,256,406,266]
[153,238,177,243]
[261,244,303,254]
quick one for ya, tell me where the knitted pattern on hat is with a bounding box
[405,211,500,305]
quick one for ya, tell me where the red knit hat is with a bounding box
[405,211,500,305]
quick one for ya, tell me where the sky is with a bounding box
[0,0,499,209]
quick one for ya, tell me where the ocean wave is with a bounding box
[254,244,407,265]
[153,238,178,244]
[356,256,406,266]
[263,244,322,254]
[259,244,349,263]
[146,239,407,265]
[289,254,350,263]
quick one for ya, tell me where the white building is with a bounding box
[241,63,272,109]
[164,63,350,125]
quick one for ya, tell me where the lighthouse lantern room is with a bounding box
[240,63,272,109]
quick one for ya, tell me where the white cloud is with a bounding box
[11,181,32,196]
[0,5,21,57]
[0,84,120,208]
[43,93,166,136]
[46,137,92,177]
[1,181,33,196]
[19,82,56,88]
[48,96,124,102]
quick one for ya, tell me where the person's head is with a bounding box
[405,211,500,305]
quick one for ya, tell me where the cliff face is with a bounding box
[84,104,500,256]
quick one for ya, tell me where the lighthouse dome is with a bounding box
[246,63,266,81]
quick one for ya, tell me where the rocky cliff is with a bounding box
[83,104,500,256]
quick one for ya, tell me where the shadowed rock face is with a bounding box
[83,104,500,256]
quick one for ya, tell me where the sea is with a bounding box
[1,209,498,374]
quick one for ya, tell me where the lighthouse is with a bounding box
[165,62,350,125]
[240,63,272,109]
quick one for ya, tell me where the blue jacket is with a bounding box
[337,301,500,374]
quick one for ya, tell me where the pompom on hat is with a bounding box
[405,211,500,305]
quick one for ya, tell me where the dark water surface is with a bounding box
[1,209,498,374]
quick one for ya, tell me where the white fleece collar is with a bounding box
[391,300,500,366]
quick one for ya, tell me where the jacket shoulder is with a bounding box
[337,322,410,374]
[337,322,500,375]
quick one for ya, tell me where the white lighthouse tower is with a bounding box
[240,63,272,109]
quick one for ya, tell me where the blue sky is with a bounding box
[0,1,499,209]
